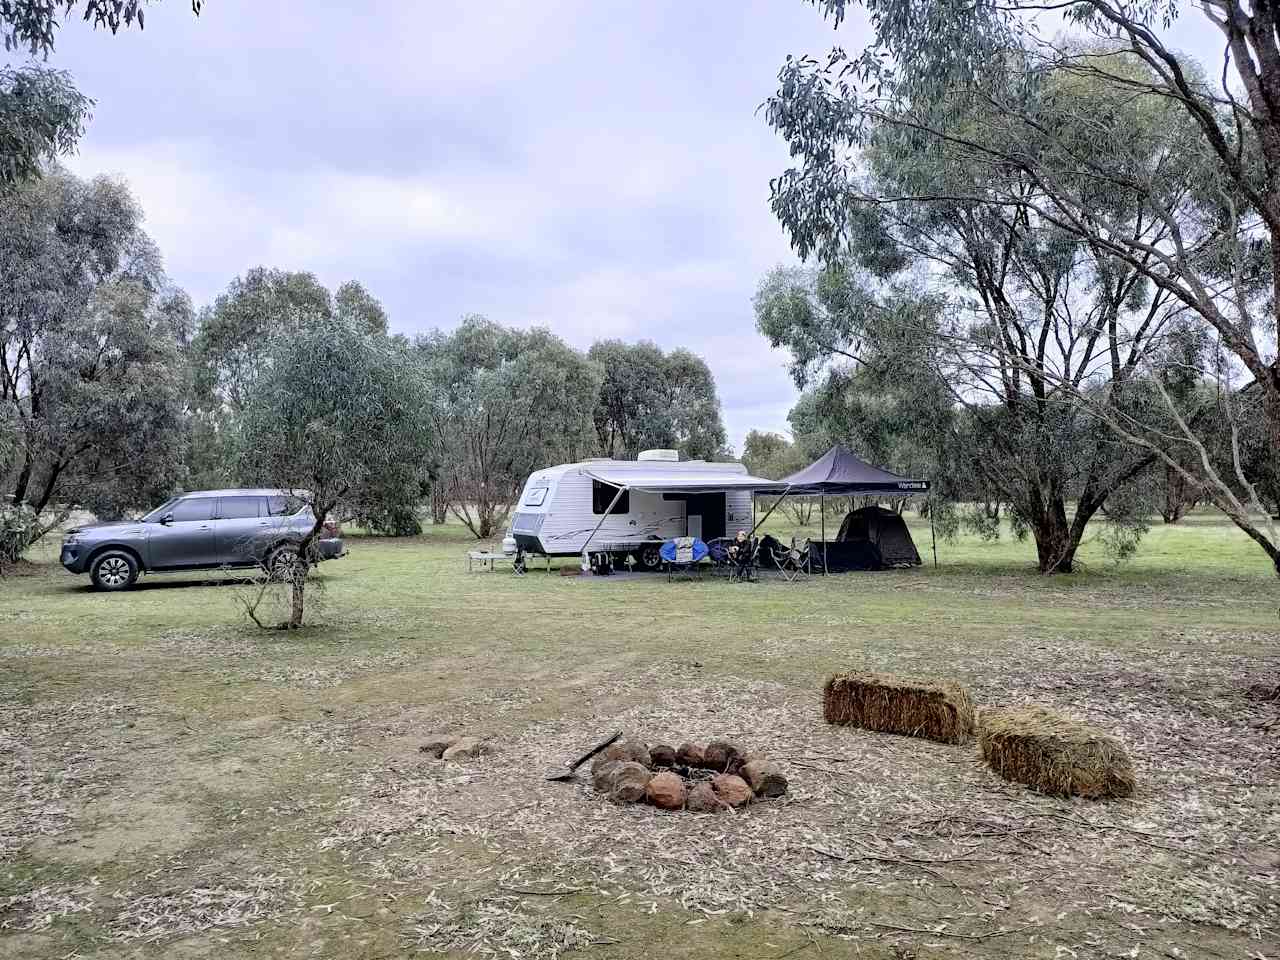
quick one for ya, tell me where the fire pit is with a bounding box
[589,737,789,812]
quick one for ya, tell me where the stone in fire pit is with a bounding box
[590,737,789,813]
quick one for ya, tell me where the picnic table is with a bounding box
[465,549,550,572]
[466,550,512,572]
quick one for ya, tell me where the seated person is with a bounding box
[727,530,753,568]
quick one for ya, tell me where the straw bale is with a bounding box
[822,671,975,744]
[979,706,1136,799]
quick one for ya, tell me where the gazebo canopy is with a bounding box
[780,445,930,496]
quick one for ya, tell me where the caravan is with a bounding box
[509,450,784,570]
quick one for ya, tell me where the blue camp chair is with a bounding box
[660,537,708,581]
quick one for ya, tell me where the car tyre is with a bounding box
[634,542,663,572]
[266,544,301,582]
[90,550,139,591]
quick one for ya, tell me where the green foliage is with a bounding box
[0,168,189,538]
[1,3,201,188]
[1,1,203,55]
[0,497,38,569]
[419,317,603,540]
[769,0,1280,574]
[358,502,423,538]
[0,65,91,186]
[589,340,727,460]
[189,270,393,492]
[237,320,432,515]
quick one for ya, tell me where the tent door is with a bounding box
[686,492,725,541]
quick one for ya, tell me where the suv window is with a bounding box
[219,496,263,519]
[170,498,216,522]
[267,495,302,516]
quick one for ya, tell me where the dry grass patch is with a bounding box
[822,671,975,744]
[978,705,1136,799]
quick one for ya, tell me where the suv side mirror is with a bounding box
[160,513,173,525]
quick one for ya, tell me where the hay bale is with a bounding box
[822,671,975,744]
[978,706,1136,799]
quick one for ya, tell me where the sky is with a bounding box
[31,1,1222,455]
[33,0,856,454]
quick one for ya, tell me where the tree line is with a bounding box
[752,0,1280,576]
[0,167,729,556]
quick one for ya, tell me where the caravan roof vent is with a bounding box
[638,449,680,462]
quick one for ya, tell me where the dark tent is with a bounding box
[779,445,930,495]
[837,505,922,567]
[771,445,933,572]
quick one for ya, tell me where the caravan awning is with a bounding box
[584,467,789,495]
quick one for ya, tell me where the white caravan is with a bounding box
[509,450,786,569]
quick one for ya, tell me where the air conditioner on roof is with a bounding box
[637,449,679,462]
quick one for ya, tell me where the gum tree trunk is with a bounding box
[289,558,308,628]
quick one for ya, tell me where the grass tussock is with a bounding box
[979,706,1136,799]
[822,671,976,744]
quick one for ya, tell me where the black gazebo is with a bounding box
[754,445,933,573]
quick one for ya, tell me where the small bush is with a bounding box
[0,500,40,570]
[359,504,423,537]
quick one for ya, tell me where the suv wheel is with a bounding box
[90,551,139,591]
[266,544,301,582]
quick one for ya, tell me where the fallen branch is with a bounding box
[868,920,1030,940]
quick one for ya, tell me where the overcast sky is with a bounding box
[37,1,1220,455]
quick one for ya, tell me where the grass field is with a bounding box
[2,513,1278,959]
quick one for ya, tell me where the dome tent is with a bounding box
[837,505,922,568]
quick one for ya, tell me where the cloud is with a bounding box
[49,0,854,451]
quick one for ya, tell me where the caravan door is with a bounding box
[685,493,725,541]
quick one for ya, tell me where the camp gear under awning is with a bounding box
[780,445,930,495]
[584,467,788,494]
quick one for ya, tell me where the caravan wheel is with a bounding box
[634,543,663,572]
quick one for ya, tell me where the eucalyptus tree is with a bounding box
[755,227,1161,573]
[237,318,433,628]
[766,0,1280,572]
[190,270,389,489]
[1,2,202,186]
[418,317,603,539]
[0,169,189,541]
[589,340,728,460]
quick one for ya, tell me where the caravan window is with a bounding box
[592,480,630,515]
[524,487,548,507]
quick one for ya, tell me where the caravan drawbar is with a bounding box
[509,450,786,569]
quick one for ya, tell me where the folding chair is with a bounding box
[661,536,707,581]
[769,536,811,582]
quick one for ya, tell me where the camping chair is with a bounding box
[660,536,708,581]
[768,536,811,583]
[707,537,732,576]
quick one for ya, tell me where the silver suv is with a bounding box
[60,489,347,591]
